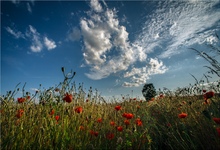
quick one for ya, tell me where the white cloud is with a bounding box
[26,25,43,52]
[80,0,169,85]
[44,37,56,50]
[135,1,220,59]
[80,3,137,80]
[27,2,32,13]
[123,58,168,87]
[67,27,81,41]
[5,27,25,39]
[6,24,56,52]
[90,0,103,13]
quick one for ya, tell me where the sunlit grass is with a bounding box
[1,85,220,149]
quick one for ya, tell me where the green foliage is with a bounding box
[142,83,157,101]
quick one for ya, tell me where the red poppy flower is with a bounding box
[203,91,214,100]
[133,98,136,100]
[90,130,98,137]
[26,96,31,100]
[117,126,123,132]
[216,128,220,138]
[79,126,85,131]
[63,93,73,103]
[75,106,83,113]
[202,90,206,93]
[17,97,25,103]
[110,121,115,126]
[178,112,187,118]
[124,119,130,125]
[16,109,24,118]
[213,118,220,124]
[50,109,55,115]
[106,133,114,140]
[97,118,102,123]
[167,123,172,127]
[136,118,143,126]
[115,105,122,111]
[122,113,134,119]
[55,115,60,121]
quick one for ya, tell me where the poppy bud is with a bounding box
[61,67,65,72]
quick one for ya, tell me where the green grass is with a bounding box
[1,88,220,150]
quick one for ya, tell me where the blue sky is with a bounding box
[1,0,220,99]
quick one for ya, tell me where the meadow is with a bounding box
[0,66,220,150]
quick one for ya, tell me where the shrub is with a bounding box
[142,83,156,101]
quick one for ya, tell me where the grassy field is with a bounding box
[1,80,220,150]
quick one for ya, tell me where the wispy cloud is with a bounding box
[136,1,220,59]
[5,27,25,39]
[123,58,168,87]
[44,37,57,50]
[26,25,43,52]
[67,27,81,41]
[27,2,32,13]
[6,24,56,52]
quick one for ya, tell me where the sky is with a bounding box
[1,0,220,100]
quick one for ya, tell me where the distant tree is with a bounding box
[142,83,156,101]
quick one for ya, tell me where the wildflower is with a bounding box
[124,119,130,125]
[17,97,25,103]
[75,106,83,113]
[150,97,155,101]
[117,126,123,132]
[110,121,115,126]
[216,128,220,138]
[50,109,55,115]
[135,118,143,126]
[204,99,210,105]
[213,118,220,124]
[79,125,85,131]
[202,90,207,93]
[115,105,122,111]
[133,98,136,100]
[182,101,186,104]
[55,115,60,121]
[106,133,114,140]
[16,109,24,118]
[63,93,73,103]
[26,95,31,100]
[178,112,187,118]
[167,123,172,127]
[159,94,164,98]
[90,130,98,137]
[86,99,89,102]
[97,118,102,123]
[203,91,214,100]
[122,113,134,119]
